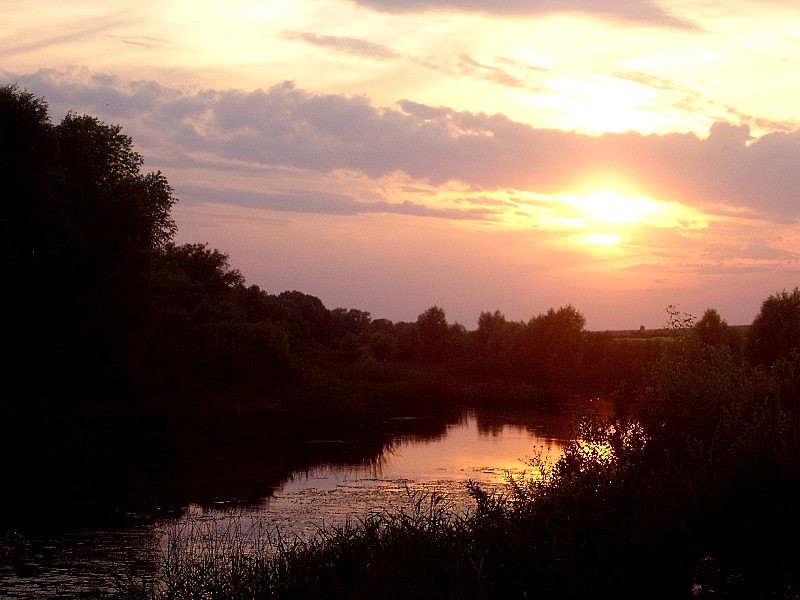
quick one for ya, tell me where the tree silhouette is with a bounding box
[522,305,586,388]
[748,288,800,367]
[1,85,178,398]
[417,305,450,362]
[693,308,742,357]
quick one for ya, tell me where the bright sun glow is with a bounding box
[564,189,664,225]
[583,233,621,246]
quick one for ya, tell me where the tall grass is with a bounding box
[116,490,477,599]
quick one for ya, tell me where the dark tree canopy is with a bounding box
[748,288,800,367]
[1,85,178,396]
[693,308,742,357]
[416,305,451,362]
[523,304,586,388]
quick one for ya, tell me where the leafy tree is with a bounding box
[394,321,420,361]
[693,308,743,358]
[155,242,245,323]
[367,318,398,361]
[277,290,334,344]
[1,85,63,390]
[1,85,179,397]
[132,242,245,385]
[472,310,522,377]
[57,113,176,258]
[748,288,800,367]
[331,308,372,339]
[521,305,586,388]
[475,310,509,357]
[416,305,450,362]
[55,113,177,387]
[1,85,59,279]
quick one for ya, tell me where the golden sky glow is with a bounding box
[3,0,799,329]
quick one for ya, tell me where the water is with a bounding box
[0,402,607,598]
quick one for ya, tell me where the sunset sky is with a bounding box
[4,0,800,329]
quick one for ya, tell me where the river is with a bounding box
[0,400,611,598]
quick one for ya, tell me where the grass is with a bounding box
[115,489,475,599]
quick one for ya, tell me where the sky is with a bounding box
[4,0,800,330]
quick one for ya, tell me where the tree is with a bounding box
[277,290,334,344]
[476,310,509,353]
[473,310,520,377]
[164,243,244,293]
[1,86,179,397]
[0,85,58,279]
[57,113,176,259]
[55,112,178,387]
[693,308,743,357]
[1,85,62,388]
[152,242,246,324]
[416,305,450,362]
[748,288,800,367]
[522,305,586,388]
[331,308,372,338]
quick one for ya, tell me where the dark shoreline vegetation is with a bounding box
[3,84,800,597]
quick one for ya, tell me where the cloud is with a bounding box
[8,69,800,223]
[180,184,498,221]
[280,31,399,60]
[5,67,179,120]
[457,55,528,88]
[105,33,172,50]
[348,0,697,28]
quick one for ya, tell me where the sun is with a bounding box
[565,189,664,225]
[553,187,667,249]
[582,233,621,246]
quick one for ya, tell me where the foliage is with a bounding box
[522,304,586,388]
[692,308,744,358]
[747,287,800,367]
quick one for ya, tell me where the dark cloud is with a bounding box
[8,70,800,222]
[349,0,698,28]
[280,31,399,59]
[457,55,527,88]
[105,33,172,50]
[180,185,498,221]
[6,68,178,120]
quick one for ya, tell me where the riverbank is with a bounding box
[114,338,800,599]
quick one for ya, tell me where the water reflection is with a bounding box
[0,402,606,597]
[282,410,564,492]
[224,406,589,543]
